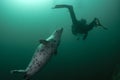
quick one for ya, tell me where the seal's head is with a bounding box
[53,27,63,41]
[54,27,63,37]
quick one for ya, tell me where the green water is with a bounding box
[0,0,120,80]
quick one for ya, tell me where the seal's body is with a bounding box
[11,28,63,80]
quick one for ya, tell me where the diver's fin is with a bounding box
[10,69,26,74]
[53,4,72,9]
[53,4,77,25]
[39,39,49,45]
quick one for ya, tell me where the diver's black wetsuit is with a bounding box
[53,4,107,40]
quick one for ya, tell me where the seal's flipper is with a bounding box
[10,69,26,74]
[23,74,31,80]
[39,39,49,45]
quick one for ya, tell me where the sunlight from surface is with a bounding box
[13,0,51,6]
[4,0,53,9]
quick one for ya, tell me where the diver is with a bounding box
[53,4,108,40]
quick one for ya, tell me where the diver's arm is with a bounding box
[101,26,108,30]
[83,32,88,40]
[53,4,78,25]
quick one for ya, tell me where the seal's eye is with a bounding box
[54,40,56,42]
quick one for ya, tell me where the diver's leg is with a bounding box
[53,4,77,25]
[83,33,88,40]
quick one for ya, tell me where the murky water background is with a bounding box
[0,0,120,80]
